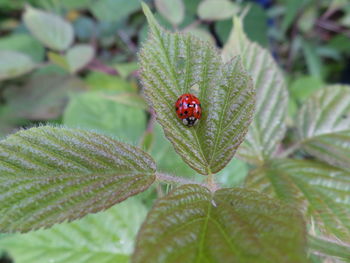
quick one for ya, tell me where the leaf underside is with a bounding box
[246,159,350,242]
[222,17,288,165]
[297,85,350,171]
[132,184,307,263]
[0,126,156,233]
[140,4,255,175]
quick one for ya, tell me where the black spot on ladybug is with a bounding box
[176,107,179,111]
[184,110,188,114]
[186,96,188,98]
[180,113,183,116]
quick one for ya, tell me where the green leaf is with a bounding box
[290,76,324,102]
[155,0,184,26]
[0,33,45,62]
[197,0,239,21]
[85,72,134,91]
[222,17,288,165]
[0,198,147,263]
[0,126,156,233]
[151,124,197,178]
[4,74,85,120]
[63,92,147,143]
[246,159,350,242]
[301,39,322,79]
[90,0,141,22]
[132,184,307,263]
[297,85,350,171]
[140,4,255,175]
[66,44,95,73]
[281,0,305,34]
[23,6,74,51]
[0,51,36,80]
[308,235,350,261]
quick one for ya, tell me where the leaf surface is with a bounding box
[132,184,307,263]
[297,85,350,171]
[0,126,155,232]
[140,4,255,175]
[246,159,350,242]
[222,17,288,165]
[155,0,184,25]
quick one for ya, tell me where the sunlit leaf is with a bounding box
[155,0,184,26]
[140,3,255,175]
[132,184,307,263]
[297,85,350,171]
[197,0,239,21]
[0,198,147,263]
[0,51,36,80]
[0,126,156,233]
[23,6,74,51]
[223,17,288,165]
[47,51,69,70]
[246,159,350,242]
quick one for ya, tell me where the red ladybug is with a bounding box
[175,93,202,127]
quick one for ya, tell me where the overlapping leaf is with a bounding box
[0,126,155,233]
[222,17,288,165]
[0,199,147,263]
[297,85,350,171]
[246,159,350,242]
[140,4,255,175]
[132,184,307,263]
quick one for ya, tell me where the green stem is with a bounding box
[206,169,218,192]
[156,173,204,187]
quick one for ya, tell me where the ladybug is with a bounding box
[175,93,202,127]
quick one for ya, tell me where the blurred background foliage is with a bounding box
[0,0,349,262]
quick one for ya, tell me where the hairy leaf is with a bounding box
[0,199,147,263]
[132,184,307,263]
[297,85,350,171]
[23,6,74,51]
[0,51,36,80]
[140,3,255,175]
[0,126,155,233]
[222,17,288,165]
[246,159,350,242]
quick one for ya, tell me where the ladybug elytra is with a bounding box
[175,93,202,127]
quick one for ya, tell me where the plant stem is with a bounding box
[206,169,218,192]
[156,173,204,187]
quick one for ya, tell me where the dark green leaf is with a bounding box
[140,4,255,175]
[246,159,350,242]
[0,126,156,232]
[132,184,307,263]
